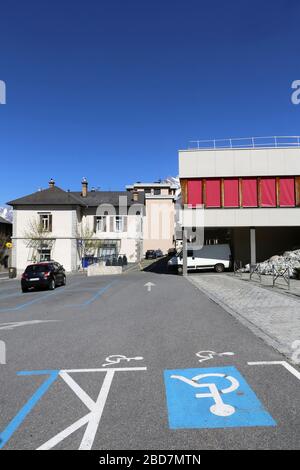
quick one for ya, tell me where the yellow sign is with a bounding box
[5,242,12,249]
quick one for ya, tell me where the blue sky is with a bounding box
[0,0,299,204]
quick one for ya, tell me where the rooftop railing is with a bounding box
[188,136,300,150]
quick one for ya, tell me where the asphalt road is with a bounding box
[0,270,299,450]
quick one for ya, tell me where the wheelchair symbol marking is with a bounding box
[171,373,239,417]
[164,366,276,429]
[102,355,144,367]
[196,350,235,363]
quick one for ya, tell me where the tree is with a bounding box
[23,218,53,262]
[0,231,11,268]
[76,222,103,261]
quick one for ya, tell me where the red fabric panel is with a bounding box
[279,177,295,207]
[242,178,257,207]
[206,178,221,207]
[224,178,239,207]
[261,177,276,207]
[187,180,202,206]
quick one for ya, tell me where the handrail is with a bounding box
[188,136,300,150]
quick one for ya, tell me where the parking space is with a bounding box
[0,271,299,449]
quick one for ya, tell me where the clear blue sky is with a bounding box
[0,0,299,204]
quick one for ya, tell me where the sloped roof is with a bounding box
[0,216,12,225]
[7,187,145,207]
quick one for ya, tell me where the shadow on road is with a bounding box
[142,257,176,274]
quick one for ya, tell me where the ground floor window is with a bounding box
[38,248,51,261]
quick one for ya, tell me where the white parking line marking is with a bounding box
[0,320,59,330]
[248,361,300,381]
[37,366,147,450]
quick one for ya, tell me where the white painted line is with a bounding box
[0,320,59,330]
[61,367,147,373]
[79,369,115,450]
[59,371,96,410]
[37,413,91,450]
[248,361,300,381]
[37,366,147,450]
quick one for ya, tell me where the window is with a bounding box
[38,249,51,261]
[279,177,295,207]
[260,178,276,207]
[95,216,107,232]
[187,180,202,206]
[242,178,257,207]
[223,178,239,207]
[115,216,123,232]
[40,214,52,232]
[206,179,221,207]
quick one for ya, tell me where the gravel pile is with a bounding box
[242,249,300,278]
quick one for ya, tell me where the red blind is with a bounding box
[224,178,239,207]
[242,178,257,207]
[187,180,202,206]
[261,177,276,207]
[206,179,221,207]
[279,177,295,207]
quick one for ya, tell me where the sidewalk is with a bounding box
[187,272,300,362]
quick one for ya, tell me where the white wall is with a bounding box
[202,207,300,227]
[179,147,300,178]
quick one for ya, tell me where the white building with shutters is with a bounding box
[8,178,145,274]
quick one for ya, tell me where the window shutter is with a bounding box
[110,216,114,232]
[123,216,128,232]
[93,216,97,233]
[49,214,52,232]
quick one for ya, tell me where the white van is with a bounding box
[168,244,232,274]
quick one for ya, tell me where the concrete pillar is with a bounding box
[250,227,256,265]
[182,228,188,276]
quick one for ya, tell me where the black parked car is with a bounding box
[21,262,66,293]
[155,249,163,258]
[145,250,157,259]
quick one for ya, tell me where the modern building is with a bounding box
[179,136,300,265]
[126,181,177,255]
[8,179,144,274]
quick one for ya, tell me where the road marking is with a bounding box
[0,370,60,450]
[164,366,276,429]
[0,340,6,364]
[0,366,147,450]
[144,282,155,292]
[196,350,235,363]
[248,361,300,380]
[82,281,118,306]
[102,355,144,367]
[0,280,84,313]
[0,320,59,331]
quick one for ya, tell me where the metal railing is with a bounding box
[189,136,300,150]
[272,264,291,290]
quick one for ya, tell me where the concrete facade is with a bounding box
[179,144,300,265]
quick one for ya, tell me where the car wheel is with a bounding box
[49,279,55,290]
[61,275,66,286]
[177,266,183,275]
[214,263,225,273]
[22,287,28,293]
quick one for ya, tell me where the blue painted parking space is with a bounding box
[0,280,118,312]
[164,366,276,429]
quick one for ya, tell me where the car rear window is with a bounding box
[25,264,52,273]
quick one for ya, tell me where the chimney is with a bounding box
[48,178,55,188]
[81,177,88,197]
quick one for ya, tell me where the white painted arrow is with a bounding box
[144,282,155,292]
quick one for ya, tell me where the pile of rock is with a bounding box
[242,249,300,278]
